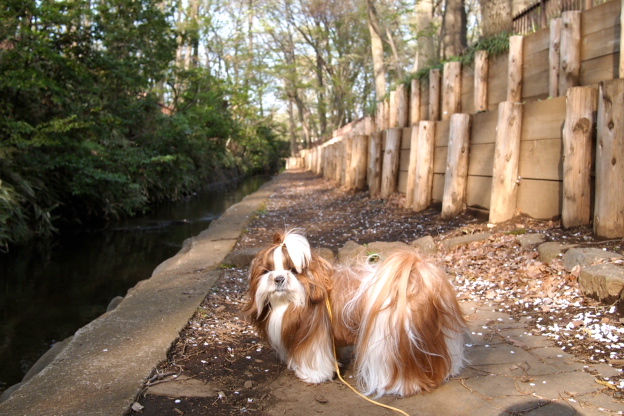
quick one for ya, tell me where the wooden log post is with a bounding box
[594,79,624,238]
[489,101,524,223]
[342,136,353,187]
[404,125,420,208]
[375,104,383,133]
[559,11,581,96]
[429,68,441,121]
[442,61,462,120]
[474,50,489,112]
[549,18,562,98]
[380,128,401,198]
[389,90,398,128]
[507,36,524,102]
[442,114,471,219]
[383,99,390,130]
[367,132,383,196]
[410,78,421,126]
[396,84,409,128]
[562,86,598,228]
[621,0,624,78]
[413,121,436,211]
[350,135,369,190]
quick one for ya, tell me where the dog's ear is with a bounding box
[306,255,333,304]
[273,232,284,245]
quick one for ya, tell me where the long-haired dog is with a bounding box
[244,230,467,397]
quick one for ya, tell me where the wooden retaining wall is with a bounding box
[294,0,624,238]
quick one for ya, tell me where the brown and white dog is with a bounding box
[244,229,467,397]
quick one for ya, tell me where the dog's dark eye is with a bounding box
[290,268,298,274]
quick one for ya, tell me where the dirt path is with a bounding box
[134,170,624,416]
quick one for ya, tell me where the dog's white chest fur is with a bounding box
[267,297,289,360]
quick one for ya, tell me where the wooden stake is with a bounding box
[367,132,383,196]
[549,18,562,98]
[429,68,441,121]
[342,136,353,187]
[594,79,624,238]
[489,101,523,223]
[380,128,401,198]
[351,135,369,190]
[396,84,409,128]
[507,36,524,102]
[410,78,421,126]
[621,0,624,78]
[389,90,398,128]
[404,125,420,208]
[559,11,581,96]
[474,50,489,112]
[562,86,598,228]
[442,114,471,219]
[413,121,436,211]
[442,61,462,120]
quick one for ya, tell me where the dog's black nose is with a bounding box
[274,275,285,285]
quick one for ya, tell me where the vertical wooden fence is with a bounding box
[293,0,624,238]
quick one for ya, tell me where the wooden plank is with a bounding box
[398,170,408,194]
[400,148,411,174]
[522,66,550,101]
[401,127,413,149]
[560,11,582,95]
[435,119,450,147]
[468,143,495,176]
[381,128,401,198]
[410,79,421,126]
[429,69,441,121]
[367,132,383,195]
[420,81,430,121]
[442,61,462,119]
[580,53,621,86]
[581,25,620,62]
[594,79,624,238]
[521,96,566,141]
[434,146,448,174]
[488,54,508,111]
[462,64,475,115]
[519,138,563,181]
[581,0,621,39]
[490,101,524,223]
[351,135,369,191]
[517,179,562,219]
[442,114,471,218]
[404,127,419,207]
[508,36,524,102]
[561,86,598,227]
[550,18,562,98]
[474,50,488,113]
[432,174,444,203]
[466,175,492,210]
[471,110,498,144]
[413,121,436,211]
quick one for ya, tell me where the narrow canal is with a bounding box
[0,176,268,392]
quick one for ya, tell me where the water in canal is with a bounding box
[0,176,268,392]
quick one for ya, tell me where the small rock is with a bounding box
[563,248,623,272]
[314,247,335,264]
[131,402,144,412]
[537,242,576,263]
[516,233,547,248]
[440,233,492,251]
[244,380,254,389]
[411,235,437,255]
[579,263,624,303]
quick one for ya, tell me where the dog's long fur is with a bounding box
[244,230,467,397]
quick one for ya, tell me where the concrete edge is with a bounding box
[0,175,281,416]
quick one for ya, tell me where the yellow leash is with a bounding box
[325,299,410,416]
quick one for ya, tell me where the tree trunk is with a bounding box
[479,0,512,38]
[441,0,467,59]
[367,0,386,101]
[413,0,436,71]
